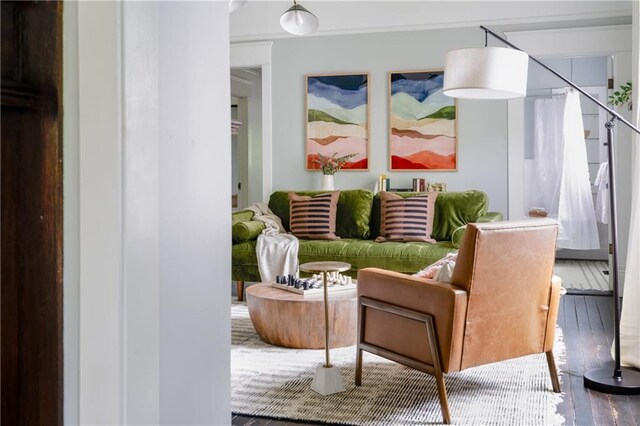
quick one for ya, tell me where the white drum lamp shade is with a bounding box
[443,47,529,99]
[280,1,319,36]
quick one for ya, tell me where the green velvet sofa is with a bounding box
[232,189,502,300]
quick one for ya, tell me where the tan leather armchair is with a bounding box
[355,219,562,424]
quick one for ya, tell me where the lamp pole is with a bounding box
[481,25,640,394]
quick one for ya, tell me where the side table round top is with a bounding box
[300,261,351,273]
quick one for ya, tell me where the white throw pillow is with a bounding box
[414,252,458,280]
[434,260,455,283]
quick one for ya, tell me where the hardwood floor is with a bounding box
[232,293,640,425]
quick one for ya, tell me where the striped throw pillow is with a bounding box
[288,192,340,240]
[375,191,438,243]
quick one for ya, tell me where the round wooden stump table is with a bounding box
[245,281,357,350]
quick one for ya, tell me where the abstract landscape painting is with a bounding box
[306,74,369,171]
[389,71,456,171]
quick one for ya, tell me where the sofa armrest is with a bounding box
[233,209,255,224]
[477,211,503,222]
[357,268,468,372]
[450,212,503,248]
[232,220,265,243]
[451,212,503,248]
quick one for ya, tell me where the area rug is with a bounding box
[554,259,610,292]
[231,303,566,425]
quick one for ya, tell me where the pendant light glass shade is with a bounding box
[228,0,247,13]
[443,47,529,99]
[280,1,319,36]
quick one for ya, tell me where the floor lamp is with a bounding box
[443,25,640,395]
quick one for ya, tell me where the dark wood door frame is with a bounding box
[1,2,64,425]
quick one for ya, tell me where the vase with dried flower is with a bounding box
[313,152,357,190]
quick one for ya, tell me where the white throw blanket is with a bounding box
[256,233,299,283]
[245,202,285,233]
[246,203,298,282]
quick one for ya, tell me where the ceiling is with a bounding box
[230,1,633,43]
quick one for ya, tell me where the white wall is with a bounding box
[64,2,231,424]
[157,2,230,423]
[77,2,125,422]
[271,28,508,214]
[122,2,161,423]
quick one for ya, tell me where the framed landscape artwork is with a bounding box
[306,73,369,171]
[389,71,457,171]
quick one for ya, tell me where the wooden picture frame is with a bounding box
[388,70,457,171]
[305,73,370,171]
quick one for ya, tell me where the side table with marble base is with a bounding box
[299,261,352,396]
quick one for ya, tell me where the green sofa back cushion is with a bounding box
[269,189,374,239]
[371,190,489,241]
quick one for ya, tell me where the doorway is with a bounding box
[231,67,262,208]
[231,96,248,209]
[522,56,610,261]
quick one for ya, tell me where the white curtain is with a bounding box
[532,89,599,249]
[620,0,640,369]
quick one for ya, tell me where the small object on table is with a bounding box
[528,207,548,217]
[427,182,447,192]
[299,261,351,396]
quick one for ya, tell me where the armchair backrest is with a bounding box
[451,219,559,370]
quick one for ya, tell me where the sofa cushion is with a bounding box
[371,190,489,241]
[289,191,340,240]
[432,190,489,241]
[335,189,374,239]
[231,238,458,281]
[375,191,437,243]
[270,189,373,239]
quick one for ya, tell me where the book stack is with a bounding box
[377,174,390,192]
[412,178,426,192]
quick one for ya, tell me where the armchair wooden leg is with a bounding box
[434,371,451,424]
[545,350,561,393]
[424,318,451,424]
[355,347,363,386]
[236,280,245,302]
[355,298,366,386]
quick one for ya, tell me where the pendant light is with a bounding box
[280,1,319,36]
[228,0,247,14]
